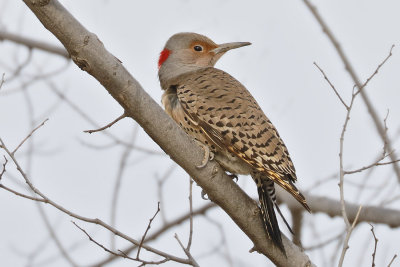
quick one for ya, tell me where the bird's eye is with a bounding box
[193,45,203,52]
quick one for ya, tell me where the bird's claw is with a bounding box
[227,173,238,182]
[196,140,214,168]
[201,189,209,200]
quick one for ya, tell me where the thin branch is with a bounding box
[84,113,127,134]
[359,45,395,90]
[369,224,378,267]
[314,62,348,109]
[0,155,7,179]
[338,205,362,267]
[0,184,46,202]
[72,221,169,266]
[0,30,70,58]
[344,158,400,175]
[187,177,194,251]
[137,202,161,259]
[12,118,49,155]
[175,234,200,267]
[388,254,397,267]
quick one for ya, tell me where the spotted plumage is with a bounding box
[159,32,310,252]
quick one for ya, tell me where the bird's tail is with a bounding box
[256,178,291,253]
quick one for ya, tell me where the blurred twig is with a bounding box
[0,30,69,58]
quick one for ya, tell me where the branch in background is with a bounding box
[302,0,400,183]
[0,30,69,58]
[369,224,378,267]
[278,190,400,228]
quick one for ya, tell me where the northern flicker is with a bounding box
[158,32,310,252]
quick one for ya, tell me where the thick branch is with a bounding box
[22,1,313,266]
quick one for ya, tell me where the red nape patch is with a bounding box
[158,49,171,69]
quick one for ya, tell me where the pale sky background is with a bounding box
[0,1,399,266]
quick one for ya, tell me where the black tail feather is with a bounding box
[257,179,285,253]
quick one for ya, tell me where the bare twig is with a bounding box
[0,155,7,179]
[12,118,49,155]
[187,177,194,251]
[72,221,169,266]
[359,45,395,90]
[175,234,200,267]
[388,254,397,267]
[344,158,400,175]
[369,224,378,267]
[84,113,127,134]
[314,62,348,109]
[338,205,362,267]
[137,202,161,259]
[0,184,45,202]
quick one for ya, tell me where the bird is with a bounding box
[158,32,310,252]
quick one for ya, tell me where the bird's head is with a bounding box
[158,32,251,89]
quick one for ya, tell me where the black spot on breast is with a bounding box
[241,145,249,153]
[231,136,239,145]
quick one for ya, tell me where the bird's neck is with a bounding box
[158,61,207,90]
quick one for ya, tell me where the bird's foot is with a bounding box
[195,140,214,168]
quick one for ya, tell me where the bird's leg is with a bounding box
[195,140,214,168]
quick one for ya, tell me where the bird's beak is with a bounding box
[211,42,251,54]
